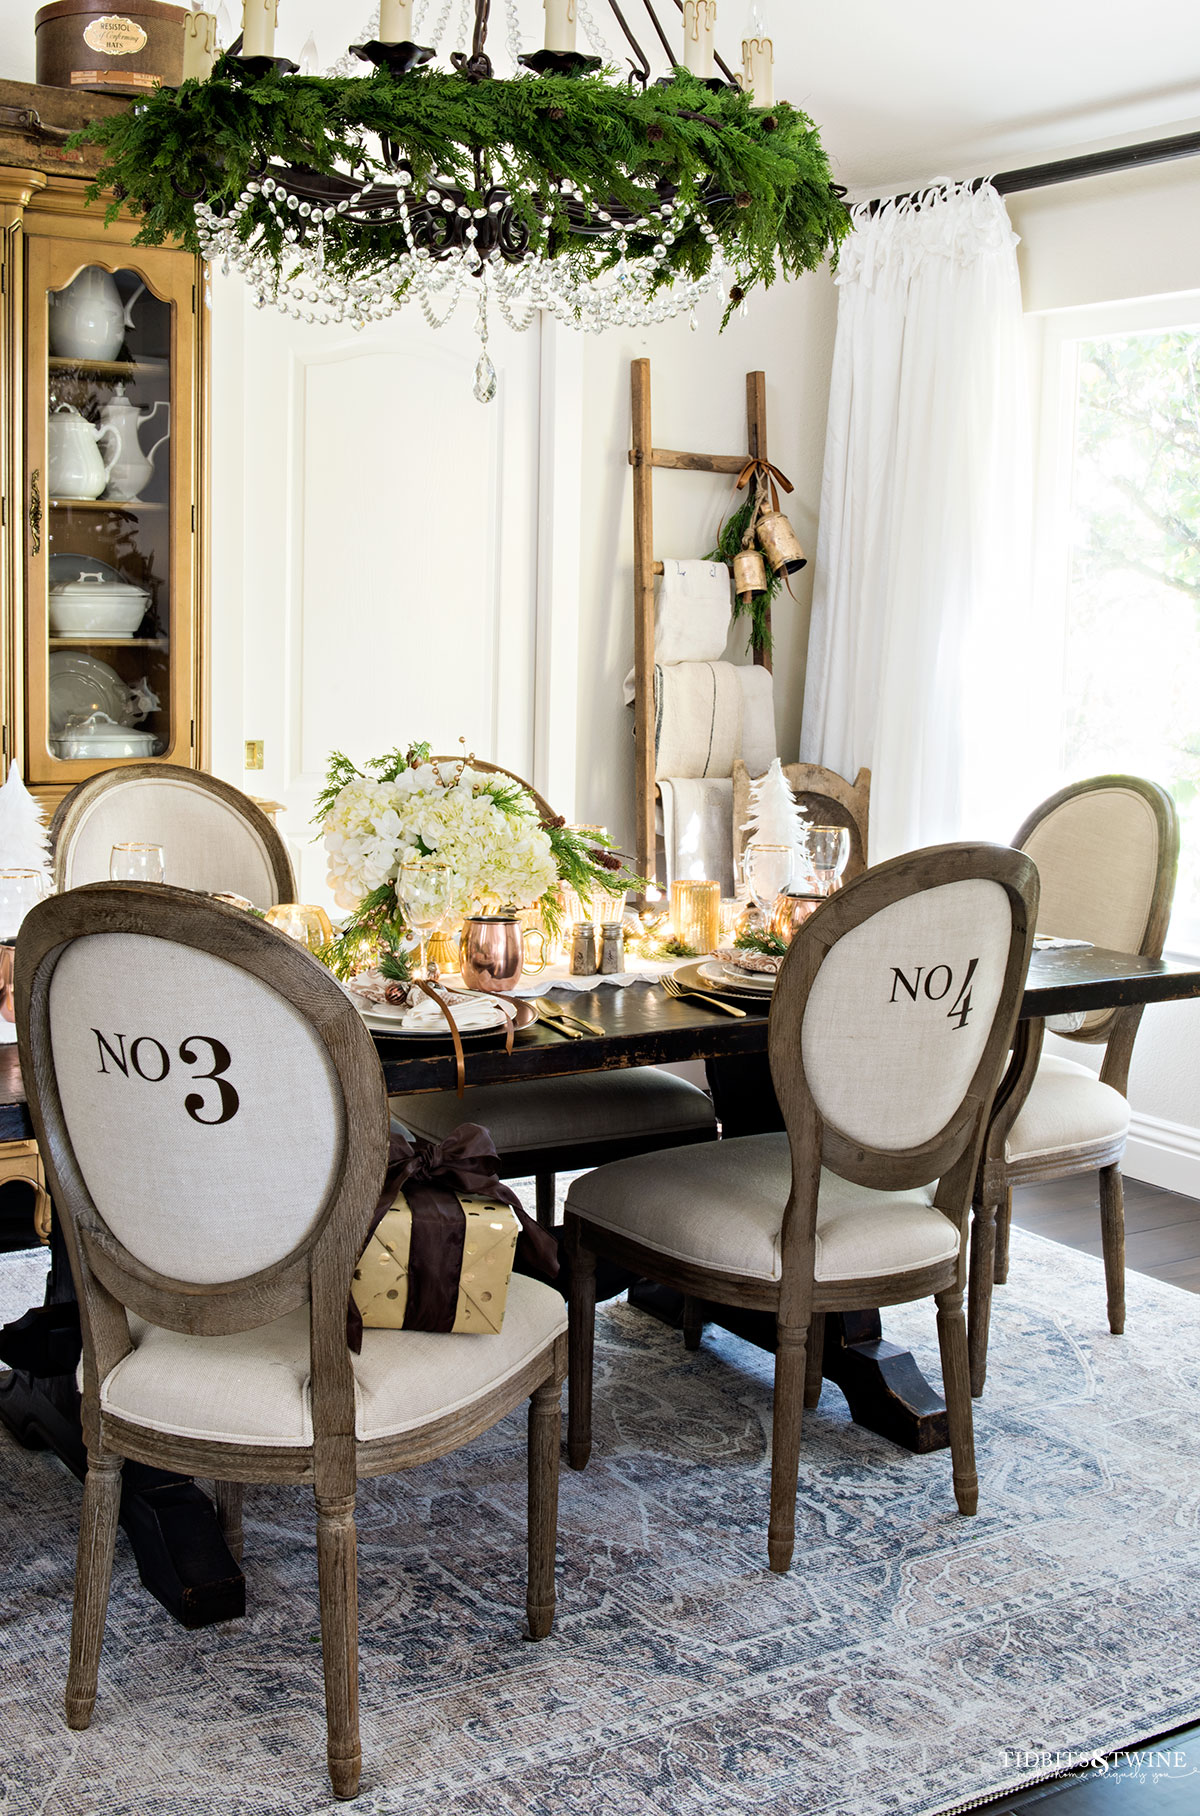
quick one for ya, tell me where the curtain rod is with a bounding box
[869,126,1200,210]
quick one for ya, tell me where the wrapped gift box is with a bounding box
[352,1196,521,1336]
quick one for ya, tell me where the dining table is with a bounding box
[2,940,1200,1627]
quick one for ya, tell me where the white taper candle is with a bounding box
[379,0,415,41]
[182,10,218,81]
[241,0,277,58]
[544,0,577,53]
[683,2,717,79]
[742,33,773,106]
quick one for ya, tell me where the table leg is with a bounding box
[0,1209,244,1629]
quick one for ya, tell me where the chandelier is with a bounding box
[83,1,848,399]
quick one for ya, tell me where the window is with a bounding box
[1032,293,1200,952]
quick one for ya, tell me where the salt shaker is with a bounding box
[599,922,625,974]
[570,921,598,975]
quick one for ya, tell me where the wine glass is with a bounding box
[743,842,795,910]
[110,842,164,884]
[396,859,454,978]
[807,826,851,896]
[0,869,48,940]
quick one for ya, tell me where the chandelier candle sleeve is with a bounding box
[683,0,717,78]
[182,11,218,81]
[742,32,773,106]
[241,0,277,58]
[379,0,415,41]
[544,0,576,52]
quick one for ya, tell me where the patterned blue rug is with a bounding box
[2,1222,1199,1816]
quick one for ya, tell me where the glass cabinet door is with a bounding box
[24,235,198,786]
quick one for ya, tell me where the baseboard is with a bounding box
[1123,1111,1200,1199]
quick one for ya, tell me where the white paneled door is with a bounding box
[214,287,544,906]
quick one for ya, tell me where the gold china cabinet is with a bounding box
[0,78,208,817]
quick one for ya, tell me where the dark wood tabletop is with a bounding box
[375,943,1200,1097]
[2,945,1199,1138]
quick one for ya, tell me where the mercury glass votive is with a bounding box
[264,903,335,954]
[671,879,721,954]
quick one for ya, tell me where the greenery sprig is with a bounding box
[73,60,849,312]
[733,928,788,957]
[707,494,784,654]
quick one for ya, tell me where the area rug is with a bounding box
[2,1223,1200,1816]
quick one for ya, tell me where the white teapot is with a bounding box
[46,405,119,501]
[99,385,170,502]
[48,267,146,363]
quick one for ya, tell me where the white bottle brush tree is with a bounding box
[0,764,51,882]
[742,758,809,856]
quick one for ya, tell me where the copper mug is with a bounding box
[770,892,823,946]
[460,916,525,994]
[0,942,14,1026]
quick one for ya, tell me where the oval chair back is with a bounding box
[50,765,295,907]
[16,885,388,1419]
[768,843,1039,1305]
[427,755,559,829]
[1014,774,1178,1044]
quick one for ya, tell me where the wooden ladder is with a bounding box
[628,356,771,899]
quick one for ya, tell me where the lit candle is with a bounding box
[683,0,717,78]
[241,0,277,58]
[741,4,773,105]
[182,9,217,80]
[544,0,577,52]
[379,0,414,42]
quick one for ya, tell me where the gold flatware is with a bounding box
[535,997,603,1036]
[534,1004,583,1039]
[660,974,748,1018]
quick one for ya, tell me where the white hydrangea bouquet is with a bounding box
[316,742,637,979]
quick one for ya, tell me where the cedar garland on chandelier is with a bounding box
[73,1,849,395]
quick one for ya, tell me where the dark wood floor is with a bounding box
[979,1173,1200,1813]
[1010,1171,1200,1295]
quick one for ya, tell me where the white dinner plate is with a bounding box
[699,958,775,994]
[48,650,132,734]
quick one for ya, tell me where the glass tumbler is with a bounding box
[110,843,164,884]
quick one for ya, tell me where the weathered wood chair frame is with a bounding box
[50,762,296,902]
[566,844,1039,1573]
[968,774,1179,1394]
[16,884,567,1802]
[731,758,872,883]
[392,757,717,1227]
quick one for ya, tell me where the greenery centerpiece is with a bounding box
[315,743,638,979]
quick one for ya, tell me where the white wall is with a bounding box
[573,273,838,856]
[1009,161,1200,1191]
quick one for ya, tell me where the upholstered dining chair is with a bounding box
[388,758,717,1226]
[731,759,871,882]
[565,844,1038,1573]
[967,774,1179,1396]
[16,885,568,1801]
[50,763,295,906]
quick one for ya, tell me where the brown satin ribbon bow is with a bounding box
[736,456,795,517]
[346,1124,560,1352]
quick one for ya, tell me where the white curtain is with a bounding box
[800,181,1036,860]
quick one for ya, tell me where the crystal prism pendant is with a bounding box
[473,352,497,404]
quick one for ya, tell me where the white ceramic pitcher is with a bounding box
[99,385,170,502]
[48,267,146,363]
[46,405,120,500]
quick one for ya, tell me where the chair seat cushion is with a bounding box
[99,1274,566,1448]
[390,1065,716,1154]
[1005,1054,1130,1162]
[565,1134,956,1284]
